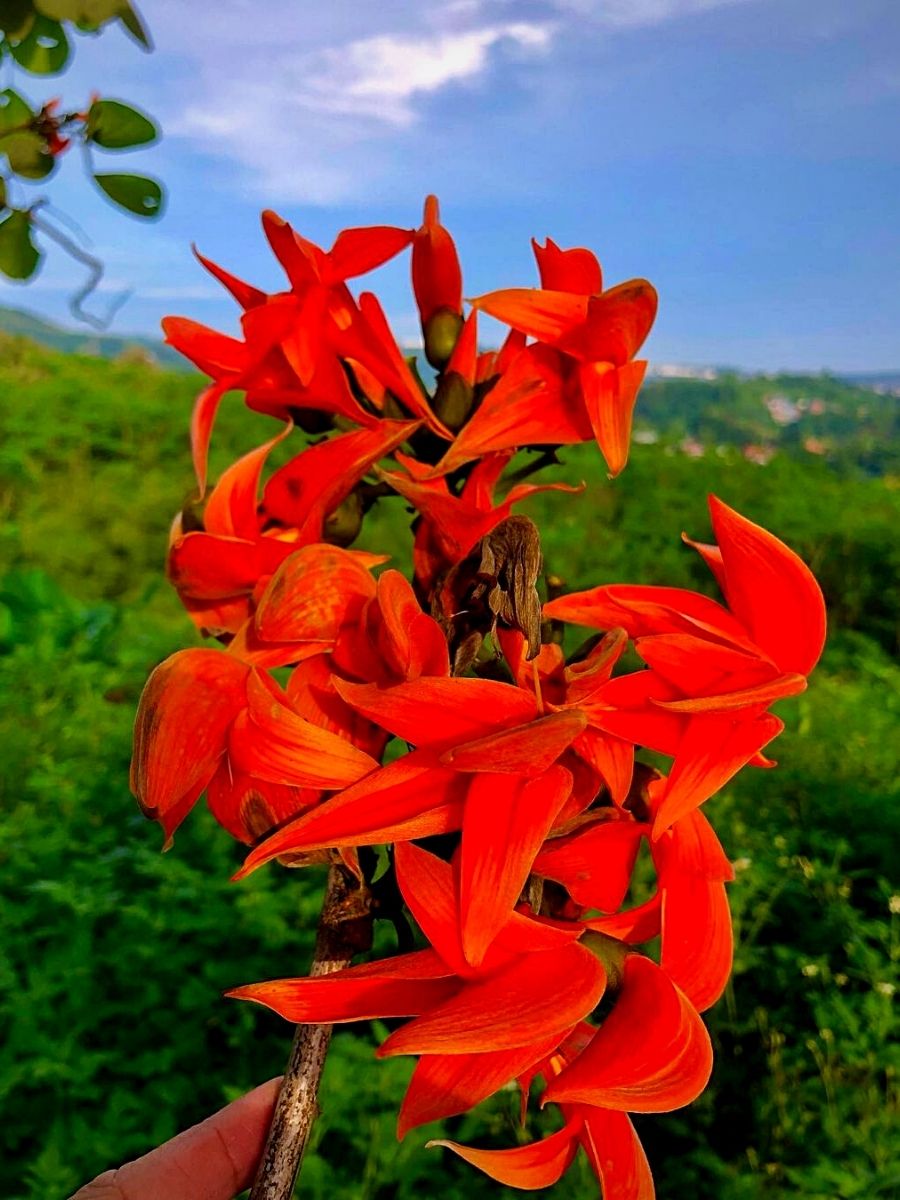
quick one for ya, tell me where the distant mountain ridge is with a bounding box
[2,303,898,391]
[0,305,186,368]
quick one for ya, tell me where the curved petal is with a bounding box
[378,942,606,1057]
[708,495,827,675]
[428,1121,580,1190]
[460,766,573,966]
[193,245,267,310]
[399,1037,560,1137]
[579,359,647,478]
[130,650,249,841]
[327,224,414,282]
[253,545,377,644]
[471,287,589,343]
[576,1107,655,1200]
[333,677,538,748]
[228,670,378,789]
[228,949,457,1023]
[653,712,784,836]
[543,956,712,1112]
[534,818,646,913]
[533,237,602,294]
[441,710,586,776]
[233,750,466,878]
[262,420,419,538]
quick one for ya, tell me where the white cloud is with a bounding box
[148,0,756,205]
[297,24,552,125]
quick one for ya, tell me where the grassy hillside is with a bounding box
[0,332,897,1199]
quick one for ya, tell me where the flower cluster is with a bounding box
[131,197,825,1196]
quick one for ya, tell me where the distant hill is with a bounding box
[0,305,186,368]
[1,303,897,476]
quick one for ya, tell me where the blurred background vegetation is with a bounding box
[0,327,897,1199]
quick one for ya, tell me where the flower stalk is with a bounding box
[249,865,372,1200]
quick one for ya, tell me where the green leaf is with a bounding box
[117,1,151,49]
[0,130,54,179]
[86,99,158,150]
[0,209,41,279]
[0,179,7,210]
[34,1,134,32]
[9,14,69,74]
[0,0,35,40]
[0,88,34,134]
[93,172,164,219]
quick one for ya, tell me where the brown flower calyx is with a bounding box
[431,514,544,673]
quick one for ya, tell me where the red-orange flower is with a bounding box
[545,496,826,833]
[470,238,657,476]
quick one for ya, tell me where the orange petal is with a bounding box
[190,380,232,496]
[662,876,732,1013]
[428,1121,579,1189]
[573,280,658,364]
[544,583,749,646]
[413,195,463,321]
[440,710,587,775]
[435,345,591,473]
[572,726,634,806]
[234,750,466,878]
[652,712,784,836]
[576,1107,655,1200]
[162,316,246,376]
[261,210,321,288]
[460,766,573,966]
[534,818,645,913]
[327,224,414,282]
[228,948,457,1022]
[168,533,265,601]
[378,942,606,1057]
[584,894,662,944]
[651,672,807,714]
[192,245,266,309]
[262,420,419,539]
[349,292,451,436]
[280,283,326,387]
[708,495,827,676]
[334,677,538,748]
[130,650,249,840]
[204,424,291,539]
[635,633,773,695]
[544,955,712,1112]
[395,841,467,976]
[532,237,602,294]
[471,287,589,342]
[579,359,647,477]
[253,545,377,644]
[228,669,378,789]
[399,1037,561,1137]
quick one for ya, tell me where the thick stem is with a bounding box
[249,864,372,1200]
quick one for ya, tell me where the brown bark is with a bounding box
[249,864,372,1200]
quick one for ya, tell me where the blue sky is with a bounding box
[1,0,898,370]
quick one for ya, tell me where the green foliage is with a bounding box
[0,337,897,1198]
[92,169,164,218]
[86,98,158,149]
[0,0,160,286]
[0,209,40,278]
[0,0,150,68]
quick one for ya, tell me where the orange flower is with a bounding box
[545,496,826,833]
[470,238,657,476]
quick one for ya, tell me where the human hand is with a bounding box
[70,1077,281,1200]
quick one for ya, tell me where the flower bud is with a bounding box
[432,369,474,432]
[323,491,364,547]
[423,306,464,369]
[582,930,630,993]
